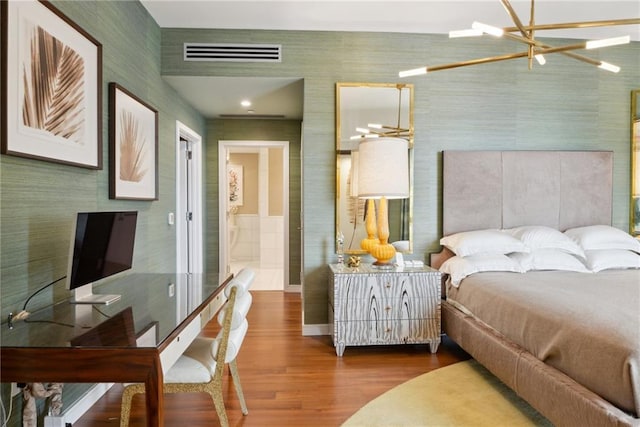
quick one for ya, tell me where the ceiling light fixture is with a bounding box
[472,21,504,37]
[399,0,639,76]
[350,84,413,141]
[398,67,428,78]
[585,35,630,49]
[449,29,483,38]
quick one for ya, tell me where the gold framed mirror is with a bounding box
[631,89,639,235]
[336,82,414,254]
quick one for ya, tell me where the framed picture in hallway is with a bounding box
[1,0,102,169]
[109,82,158,200]
[228,164,244,206]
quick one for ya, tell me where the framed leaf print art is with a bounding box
[109,83,158,200]
[1,0,102,169]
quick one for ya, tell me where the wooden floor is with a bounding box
[74,291,470,427]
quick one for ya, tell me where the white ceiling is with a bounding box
[140,1,640,119]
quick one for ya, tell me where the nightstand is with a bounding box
[328,264,442,357]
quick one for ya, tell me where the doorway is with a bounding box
[219,141,289,291]
[176,121,203,274]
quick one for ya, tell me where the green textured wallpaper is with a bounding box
[0,0,205,319]
[0,2,205,423]
[161,27,639,326]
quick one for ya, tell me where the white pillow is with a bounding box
[440,254,524,287]
[440,229,529,257]
[584,249,640,272]
[509,249,590,273]
[505,225,585,259]
[564,225,640,253]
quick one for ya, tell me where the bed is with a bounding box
[431,151,640,427]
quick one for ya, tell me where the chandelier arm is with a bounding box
[399,48,606,76]
[536,43,591,54]
[503,18,640,34]
[380,131,411,138]
[499,0,530,38]
[557,51,601,67]
[537,46,600,67]
[529,0,536,69]
[412,48,603,75]
[503,33,608,67]
[499,0,533,67]
[503,32,538,45]
[425,51,530,73]
[529,0,535,37]
[504,32,579,49]
[368,124,408,131]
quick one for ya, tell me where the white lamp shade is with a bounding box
[349,151,359,197]
[357,137,409,199]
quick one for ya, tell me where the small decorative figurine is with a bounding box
[347,256,361,268]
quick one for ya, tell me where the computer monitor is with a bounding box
[66,211,138,304]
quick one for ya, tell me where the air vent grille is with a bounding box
[184,43,282,63]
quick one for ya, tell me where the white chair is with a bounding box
[120,268,255,427]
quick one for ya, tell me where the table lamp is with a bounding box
[357,137,409,267]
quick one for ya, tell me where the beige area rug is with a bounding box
[342,360,553,427]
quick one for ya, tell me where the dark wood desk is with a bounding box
[1,273,232,427]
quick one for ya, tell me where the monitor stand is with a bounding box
[71,283,121,305]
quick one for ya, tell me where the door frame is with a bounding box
[219,140,290,289]
[175,121,203,274]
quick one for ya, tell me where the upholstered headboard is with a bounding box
[442,150,613,236]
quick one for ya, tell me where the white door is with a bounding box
[176,121,203,274]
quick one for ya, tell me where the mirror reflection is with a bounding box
[336,82,414,255]
[337,83,413,151]
[632,89,639,235]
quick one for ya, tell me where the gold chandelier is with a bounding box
[350,84,412,141]
[399,0,639,76]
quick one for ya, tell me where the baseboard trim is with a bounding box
[302,323,329,336]
[62,383,114,424]
[285,284,301,293]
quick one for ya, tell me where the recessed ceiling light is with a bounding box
[241,100,251,107]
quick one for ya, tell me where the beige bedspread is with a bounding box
[446,270,640,417]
